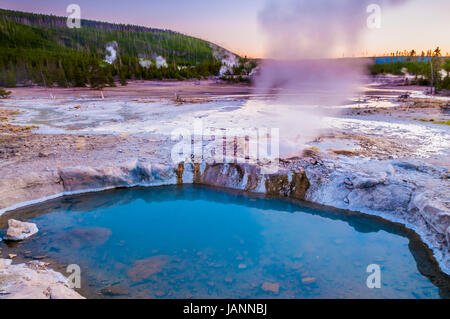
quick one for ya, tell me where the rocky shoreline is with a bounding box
[1,156,449,276]
[0,259,84,299]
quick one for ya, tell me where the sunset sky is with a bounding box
[1,0,449,58]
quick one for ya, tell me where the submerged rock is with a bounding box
[100,285,129,296]
[4,219,38,241]
[127,255,170,283]
[61,227,112,248]
[301,277,317,284]
[261,282,279,294]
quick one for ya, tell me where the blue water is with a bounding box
[1,186,448,298]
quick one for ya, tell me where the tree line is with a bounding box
[0,9,229,88]
[369,47,450,91]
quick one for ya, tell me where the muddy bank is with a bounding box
[7,80,252,99]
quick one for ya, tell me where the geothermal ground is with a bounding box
[0,79,449,298]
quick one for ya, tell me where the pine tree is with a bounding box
[88,63,108,89]
[430,47,442,90]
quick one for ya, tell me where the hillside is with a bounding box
[0,9,238,88]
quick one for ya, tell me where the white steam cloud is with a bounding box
[212,46,239,76]
[138,56,168,69]
[155,56,168,69]
[219,53,239,76]
[104,41,118,64]
[259,0,408,60]
[254,0,411,157]
[139,58,153,69]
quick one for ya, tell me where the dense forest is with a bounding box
[0,9,240,88]
[369,47,450,91]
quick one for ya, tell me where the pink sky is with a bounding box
[1,0,449,58]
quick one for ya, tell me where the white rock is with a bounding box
[0,260,84,299]
[0,258,12,269]
[4,219,39,241]
[408,193,450,234]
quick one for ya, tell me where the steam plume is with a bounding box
[155,56,168,69]
[219,53,239,76]
[212,46,239,76]
[139,58,153,69]
[104,41,118,64]
[254,0,411,157]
